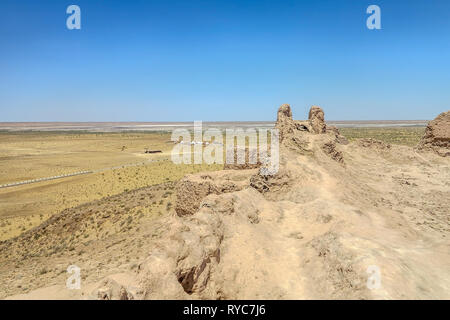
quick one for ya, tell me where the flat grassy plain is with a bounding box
[0,127,425,241]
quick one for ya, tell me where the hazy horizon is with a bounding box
[0,119,429,133]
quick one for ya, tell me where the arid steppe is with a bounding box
[0,132,221,240]
[0,113,449,299]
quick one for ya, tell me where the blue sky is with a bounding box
[0,0,449,121]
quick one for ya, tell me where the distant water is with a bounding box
[0,120,428,132]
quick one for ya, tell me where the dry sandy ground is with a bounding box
[0,132,220,240]
[2,108,448,300]
[130,135,448,300]
[0,182,177,299]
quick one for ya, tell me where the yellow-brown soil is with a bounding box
[0,132,220,240]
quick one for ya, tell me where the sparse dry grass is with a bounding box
[0,182,178,298]
[0,131,221,240]
[0,125,437,299]
[340,127,425,147]
[0,127,425,241]
[0,131,172,185]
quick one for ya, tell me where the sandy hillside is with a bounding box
[2,105,449,300]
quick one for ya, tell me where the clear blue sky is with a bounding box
[1,0,449,121]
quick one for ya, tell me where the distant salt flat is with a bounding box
[329,121,428,128]
[0,120,428,132]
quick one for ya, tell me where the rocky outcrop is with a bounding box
[417,111,450,157]
[276,104,340,138]
[274,104,349,156]
[250,167,293,198]
[322,141,345,164]
[95,278,134,300]
[327,125,349,145]
[175,170,256,216]
[8,104,450,301]
[224,147,262,170]
[308,106,327,134]
[275,104,297,142]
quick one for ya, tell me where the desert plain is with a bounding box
[0,108,449,300]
